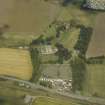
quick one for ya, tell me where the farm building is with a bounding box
[85,0,105,10]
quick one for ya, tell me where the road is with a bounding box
[0,75,105,105]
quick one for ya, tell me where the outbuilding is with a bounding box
[85,0,105,10]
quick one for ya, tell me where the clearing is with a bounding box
[0,48,32,80]
[41,64,72,79]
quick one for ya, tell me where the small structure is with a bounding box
[39,78,72,92]
[24,95,35,105]
[39,45,58,55]
[85,0,105,10]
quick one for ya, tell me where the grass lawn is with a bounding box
[33,97,81,105]
[0,48,32,80]
[83,64,105,98]
[45,4,96,50]
[57,5,96,27]
[41,64,72,79]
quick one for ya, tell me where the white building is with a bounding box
[85,0,105,10]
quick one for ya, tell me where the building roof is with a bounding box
[85,0,105,10]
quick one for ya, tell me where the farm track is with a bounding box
[0,76,105,105]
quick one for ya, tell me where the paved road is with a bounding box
[0,75,105,105]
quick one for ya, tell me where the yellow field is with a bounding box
[0,48,32,80]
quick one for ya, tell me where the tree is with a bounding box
[55,43,71,63]
[74,26,93,55]
[29,48,41,82]
[70,55,86,92]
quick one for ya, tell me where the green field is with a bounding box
[41,64,72,79]
[0,81,87,105]
[83,64,105,98]
[33,97,81,105]
[0,48,32,80]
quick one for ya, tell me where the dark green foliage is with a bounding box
[70,56,86,92]
[39,81,52,88]
[56,25,66,38]
[29,48,41,82]
[31,35,54,45]
[74,26,93,55]
[0,98,5,104]
[30,35,44,45]
[87,56,105,64]
[55,43,71,63]
[62,0,85,6]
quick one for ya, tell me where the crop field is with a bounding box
[33,97,81,105]
[0,48,32,80]
[83,64,105,98]
[0,0,59,34]
[0,0,60,47]
[86,13,105,57]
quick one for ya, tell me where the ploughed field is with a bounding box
[0,0,59,34]
[0,48,32,80]
[86,13,105,57]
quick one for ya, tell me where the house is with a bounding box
[39,45,58,55]
[84,0,105,10]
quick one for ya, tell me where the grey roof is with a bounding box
[85,0,105,10]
